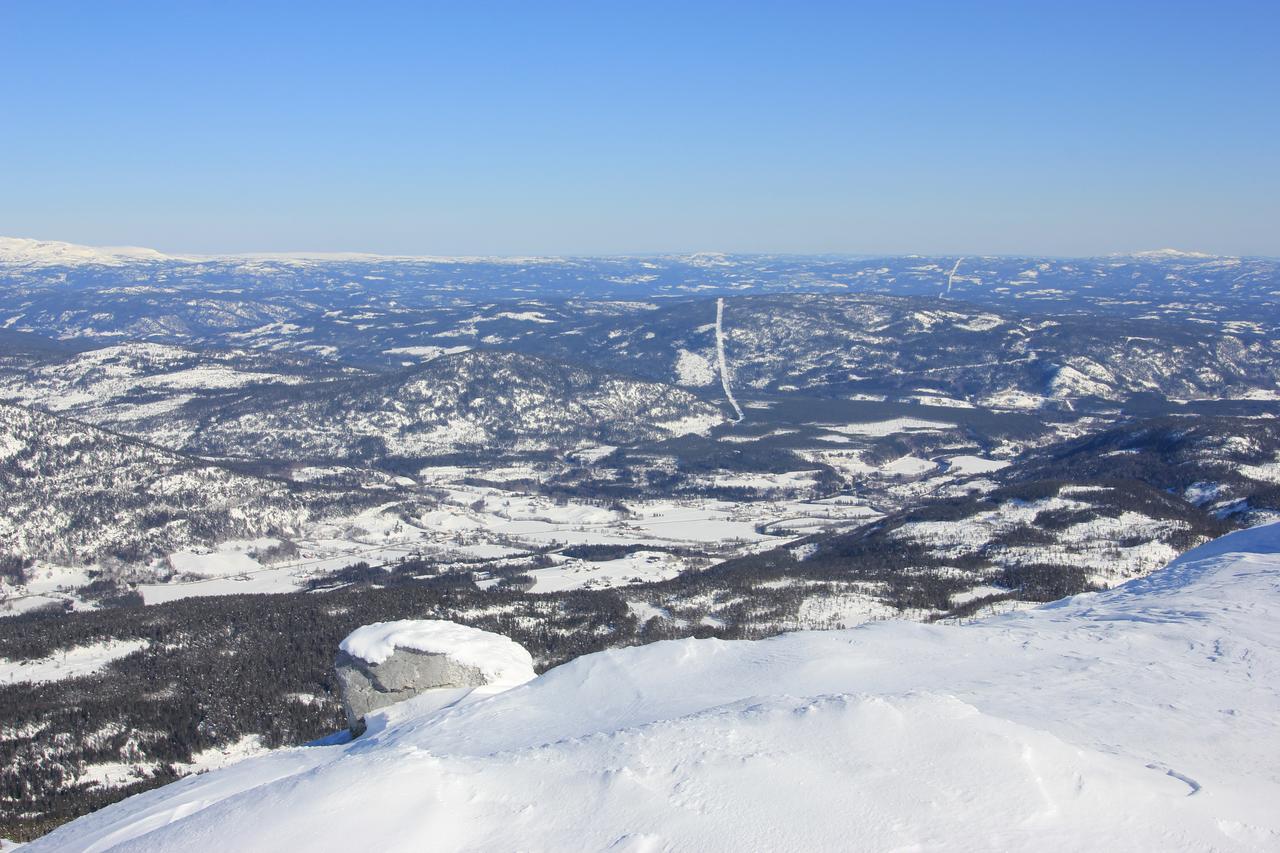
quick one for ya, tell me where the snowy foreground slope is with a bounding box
[27,526,1280,852]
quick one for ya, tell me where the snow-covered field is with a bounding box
[116,487,830,604]
[27,523,1280,852]
[3,436,908,611]
[818,416,954,436]
[526,550,685,593]
[76,735,270,792]
[0,639,148,685]
[793,590,900,628]
[945,454,1012,475]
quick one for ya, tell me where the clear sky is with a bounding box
[2,1,1277,257]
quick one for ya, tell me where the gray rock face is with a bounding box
[335,648,487,734]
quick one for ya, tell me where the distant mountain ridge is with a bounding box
[0,237,175,268]
[0,235,1249,267]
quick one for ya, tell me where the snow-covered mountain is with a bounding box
[1123,248,1217,259]
[0,237,174,269]
[24,523,1280,851]
[0,235,1246,272]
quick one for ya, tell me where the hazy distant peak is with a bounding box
[1122,248,1217,260]
[0,237,576,268]
[0,236,174,268]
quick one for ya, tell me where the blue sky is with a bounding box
[2,1,1277,256]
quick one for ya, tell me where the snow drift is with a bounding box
[27,524,1280,851]
[339,619,535,684]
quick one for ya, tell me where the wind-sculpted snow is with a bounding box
[339,619,534,686]
[27,524,1280,851]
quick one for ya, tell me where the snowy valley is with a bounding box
[2,241,1280,842]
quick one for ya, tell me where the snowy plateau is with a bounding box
[22,523,1280,852]
[3,240,1280,845]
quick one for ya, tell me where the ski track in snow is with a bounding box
[945,257,963,295]
[715,297,744,423]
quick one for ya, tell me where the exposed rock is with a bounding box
[335,648,487,733]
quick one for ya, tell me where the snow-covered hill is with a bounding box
[27,524,1280,851]
[0,403,377,575]
[0,238,173,268]
[160,350,726,462]
[0,343,724,466]
[0,342,351,428]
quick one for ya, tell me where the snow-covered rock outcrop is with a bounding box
[25,524,1280,851]
[335,620,535,733]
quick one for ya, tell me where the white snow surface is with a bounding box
[673,348,716,387]
[0,237,173,267]
[945,454,1012,475]
[27,524,1280,852]
[820,416,954,436]
[0,639,149,685]
[338,620,535,688]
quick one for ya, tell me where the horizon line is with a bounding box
[2,236,1272,263]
